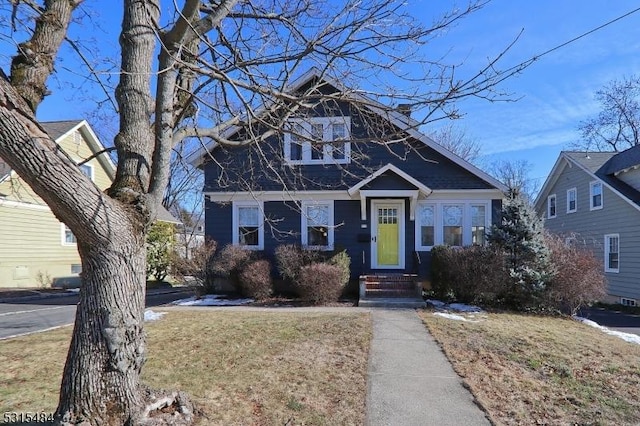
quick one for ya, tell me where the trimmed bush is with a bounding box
[297,262,344,305]
[430,245,507,304]
[171,240,217,296]
[211,244,254,293]
[544,233,607,315]
[239,260,273,300]
[274,244,322,284]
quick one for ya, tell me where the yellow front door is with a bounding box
[377,207,399,266]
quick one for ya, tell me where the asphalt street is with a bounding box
[0,290,192,340]
[578,307,640,337]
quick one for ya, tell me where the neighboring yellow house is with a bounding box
[0,120,117,288]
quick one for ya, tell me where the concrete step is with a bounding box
[358,297,426,308]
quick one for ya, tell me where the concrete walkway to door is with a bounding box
[366,309,490,426]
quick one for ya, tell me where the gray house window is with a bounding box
[604,234,619,273]
[590,181,603,210]
[567,188,577,213]
[547,194,556,219]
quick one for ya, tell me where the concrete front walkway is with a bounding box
[366,309,490,426]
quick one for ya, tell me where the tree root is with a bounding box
[140,388,196,425]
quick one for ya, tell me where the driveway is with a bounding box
[578,306,640,337]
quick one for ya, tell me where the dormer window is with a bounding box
[284,117,351,165]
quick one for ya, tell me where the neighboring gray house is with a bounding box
[187,68,506,301]
[534,148,640,306]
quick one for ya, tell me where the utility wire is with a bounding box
[509,6,640,73]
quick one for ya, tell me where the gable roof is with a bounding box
[186,68,507,193]
[535,150,640,213]
[347,163,432,196]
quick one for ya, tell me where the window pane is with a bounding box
[332,123,345,139]
[419,205,434,226]
[444,226,462,246]
[290,124,303,160]
[471,205,485,226]
[239,227,258,246]
[592,183,602,207]
[80,164,92,179]
[421,226,434,246]
[307,205,329,226]
[472,226,485,245]
[443,205,463,226]
[65,225,77,244]
[238,207,259,226]
[308,226,328,246]
[311,124,323,159]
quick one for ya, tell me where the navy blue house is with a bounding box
[188,69,506,290]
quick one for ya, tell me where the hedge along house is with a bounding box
[188,69,507,303]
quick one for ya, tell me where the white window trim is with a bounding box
[590,181,603,211]
[604,233,619,273]
[415,201,490,251]
[61,223,76,246]
[301,200,334,251]
[547,194,557,219]
[231,201,264,250]
[284,116,351,165]
[566,188,577,213]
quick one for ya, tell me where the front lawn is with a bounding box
[1,311,371,425]
[419,310,640,425]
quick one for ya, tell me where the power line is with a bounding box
[511,6,640,73]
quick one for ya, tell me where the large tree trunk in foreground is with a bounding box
[55,240,147,424]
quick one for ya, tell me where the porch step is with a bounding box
[358,297,426,308]
[359,274,424,307]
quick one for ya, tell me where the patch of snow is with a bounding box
[66,288,80,293]
[434,312,469,321]
[144,310,166,322]
[574,316,640,345]
[172,294,254,306]
[426,299,446,308]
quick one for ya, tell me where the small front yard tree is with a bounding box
[488,189,552,309]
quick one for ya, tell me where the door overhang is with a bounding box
[348,163,432,221]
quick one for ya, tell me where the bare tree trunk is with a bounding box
[55,239,147,425]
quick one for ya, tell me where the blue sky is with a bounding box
[417,1,640,189]
[4,1,640,191]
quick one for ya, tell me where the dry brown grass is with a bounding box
[418,310,640,426]
[0,311,370,425]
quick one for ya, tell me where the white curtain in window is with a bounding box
[443,205,463,226]
[419,205,434,226]
[238,206,259,226]
[471,205,485,226]
[307,205,329,226]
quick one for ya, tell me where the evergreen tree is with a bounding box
[488,189,552,309]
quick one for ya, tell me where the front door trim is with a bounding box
[371,199,405,269]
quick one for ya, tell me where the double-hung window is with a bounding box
[415,202,490,250]
[566,188,577,213]
[301,201,334,250]
[443,204,463,246]
[284,117,351,165]
[232,201,264,250]
[590,181,603,210]
[604,234,619,273]
[61,223,77,245]
[547,194,557,218]
[471,204,487,245]
[418,204,435,248]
